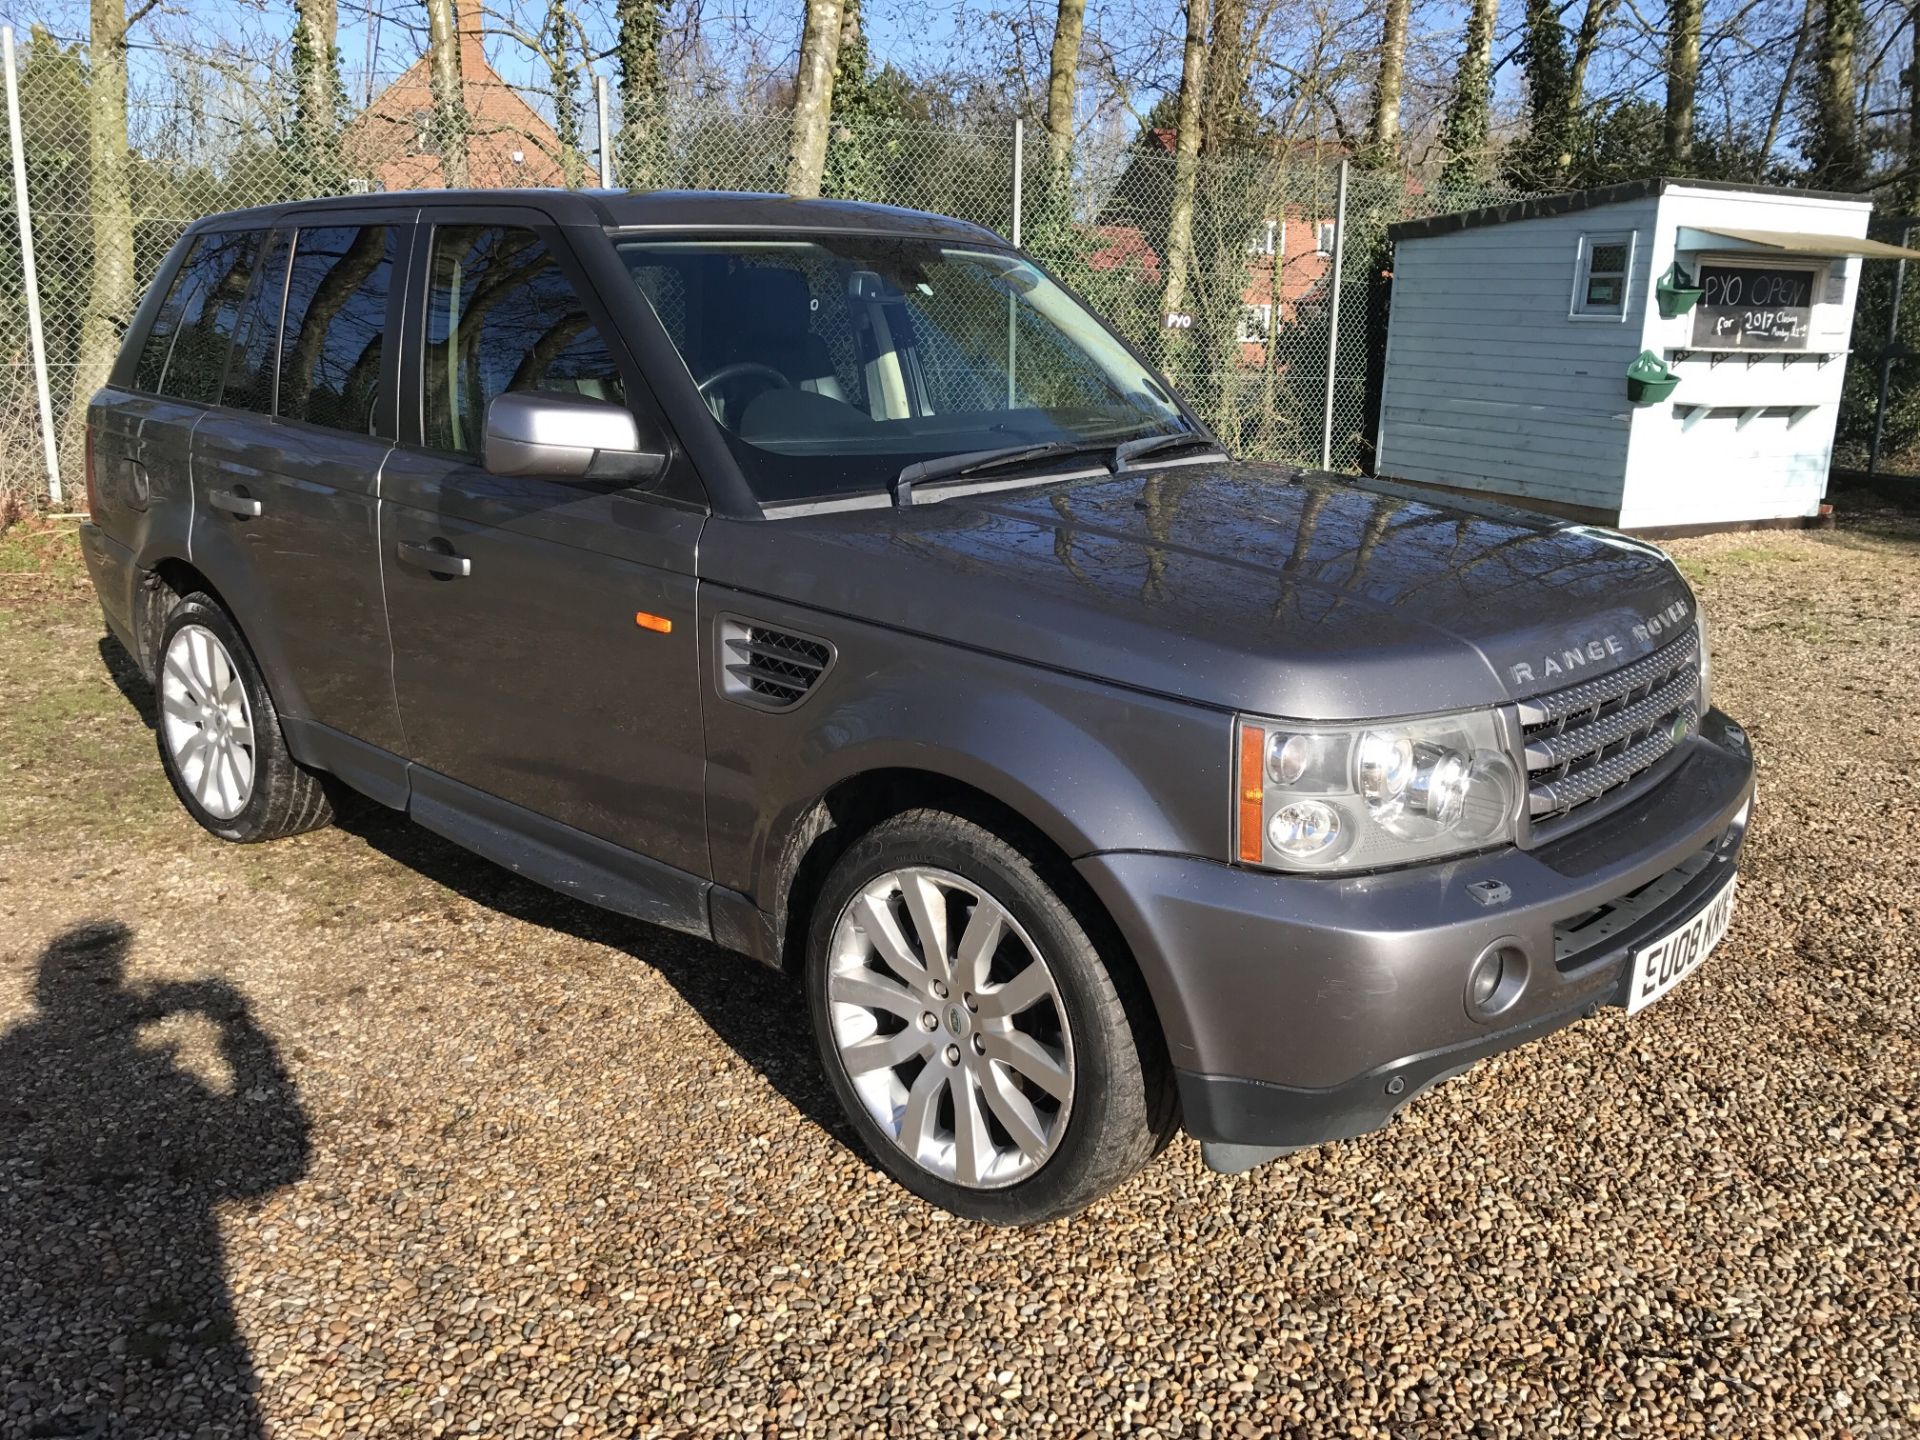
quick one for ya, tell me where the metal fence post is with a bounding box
[596,76,613,188]
[1319,158,1349,472]
[4,25,61,506]
[1008,119,1023,406]
[1010,118,1024,247]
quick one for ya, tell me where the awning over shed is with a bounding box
[1676,225,1920,260]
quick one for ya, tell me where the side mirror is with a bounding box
[483,391,667,483]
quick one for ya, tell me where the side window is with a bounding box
[220,230,292,416]
[278,225,398,434]
[139,229,264,403]
[132,238,201,393]
[1573,232,1634,318]
[424,225,624,458]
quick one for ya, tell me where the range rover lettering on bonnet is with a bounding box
[1506,598,1691,689]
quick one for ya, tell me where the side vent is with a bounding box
[718,617,835,712]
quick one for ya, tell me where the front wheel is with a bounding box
[806,809,1168,1224]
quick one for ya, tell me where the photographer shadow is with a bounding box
[0,922,309,1439]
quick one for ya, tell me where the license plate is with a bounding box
[1626,875,1737,1015]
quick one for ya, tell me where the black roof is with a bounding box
[189,188,1007,245]
[1386,176,1870,244]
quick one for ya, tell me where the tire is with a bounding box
[153,591,333,844]
[806,808,1169,1224]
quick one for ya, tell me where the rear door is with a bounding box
[187,210,412,753]
[88,228,257,640]
[379,205,710,877]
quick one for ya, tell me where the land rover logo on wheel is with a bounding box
[945,1003,967,1037]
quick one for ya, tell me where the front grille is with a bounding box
[718,618,835,711]
[1519,627,1701,832]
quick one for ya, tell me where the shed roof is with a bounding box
[1387,177,1870,244]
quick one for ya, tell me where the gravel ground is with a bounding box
[1,504,1916,1439]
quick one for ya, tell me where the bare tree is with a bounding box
[1664,0,1702,166]
[67,0,158,466]
[426,0,470,187]
[544,0,586,186]
[1567,0,1616,108]
[1045,0,1088,171]
[785,0,844,196]
[1161,0,1210,329]
[1363,0,1412,165]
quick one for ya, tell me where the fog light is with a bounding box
[1466,940,1528,1020]
[1268,800,1343,860]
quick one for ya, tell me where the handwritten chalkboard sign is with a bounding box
[1690,264,1816,349]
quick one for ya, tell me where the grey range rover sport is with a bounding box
[79,189,1755,1224]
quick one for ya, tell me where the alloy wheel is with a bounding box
[159,623,257,821]
[826,866,1075,1188]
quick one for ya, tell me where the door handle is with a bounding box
[395,538,472,578]
[208,487,261,518]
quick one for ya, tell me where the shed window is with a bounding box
[1573,233,1634,317]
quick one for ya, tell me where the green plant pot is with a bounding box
[1655,262,1703,318]
[1626,349,1680,405]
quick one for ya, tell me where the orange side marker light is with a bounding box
[1238,726,1265,863]
[635,611,673,634]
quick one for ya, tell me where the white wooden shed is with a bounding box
[1373,178,1920,532]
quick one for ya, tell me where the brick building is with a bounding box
[344,7,564,191]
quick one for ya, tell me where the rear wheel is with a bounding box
[806,809,1167,1224]
[154,593,333,843]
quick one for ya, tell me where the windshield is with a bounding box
[615,234,1192,504]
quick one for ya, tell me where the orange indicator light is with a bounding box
[635,611,673,634]
[1237,726,1265,863]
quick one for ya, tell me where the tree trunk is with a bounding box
[1161,0,1210,326]
[66,0,135,468]
[1200,0,1247,154]
[1440,0,1497,185]
[426,0,469,187]
[616,0,668,189]
[1568,0,1615,107]
[292,0,343,193]
[1363,0,1411,166]
[1662,0,1701,168]
[1810,0,1866,188]
[1043,0,1086,172]
[785,0,843,197]
[546,0,584,187]
[1757,0,1816,174]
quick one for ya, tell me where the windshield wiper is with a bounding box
[1112,431,1225,470]
[892,441,1111,505]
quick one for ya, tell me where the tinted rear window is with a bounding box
[278,225,397,435]
[134,229,264,402]
[221,229,292,416]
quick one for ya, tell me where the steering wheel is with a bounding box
[696,361,793,400]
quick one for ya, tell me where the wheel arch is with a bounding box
[773,765,1180,1148]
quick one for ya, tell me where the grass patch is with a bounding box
[0,517,86,584]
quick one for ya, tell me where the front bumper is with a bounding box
[1076,709,1755,1167]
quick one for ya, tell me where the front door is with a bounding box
[378,210,710,878]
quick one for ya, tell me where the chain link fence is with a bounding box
[0,26,1537,516]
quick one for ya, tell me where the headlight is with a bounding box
[1236,710,1520,871]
